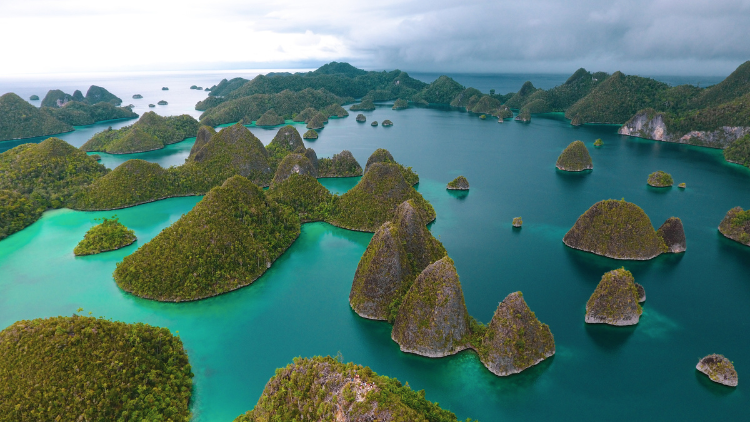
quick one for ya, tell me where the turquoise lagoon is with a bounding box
[1,102,749,421]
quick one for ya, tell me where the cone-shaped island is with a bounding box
[585,268,642,326]
[556,140,593,171]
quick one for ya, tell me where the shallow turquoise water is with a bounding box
[1,105,749,421]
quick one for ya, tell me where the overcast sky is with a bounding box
[1,0,749,76]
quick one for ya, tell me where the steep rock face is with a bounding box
[585,268,642,326]
[192,123,272,186]
[303,129,318,139]
[563,199,668,260]
[718,206,750,246]
[635,282,646,303]
[255,109,284,126]
[349,200,446,320]
[479,292,555,376]
[268,125,304,152]
[447,175,470,190]
[304,148,318,169]
[724,134,750,167]
[306,112,328,129]
[619,110,750,148]
[317,150,362,177]
[188,125,217,160]
[364,148,419,185]
[556,140,593,171]
[391,257,470,357]
[356,114,366,122]
[696,354,738,387]
[657,217,686,253]
[271,153,317,186]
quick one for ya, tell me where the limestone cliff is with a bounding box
[657,217,686,253]
[585,268,642,326]
[696,354,738,387]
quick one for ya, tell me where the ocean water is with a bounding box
[1,74,749,421]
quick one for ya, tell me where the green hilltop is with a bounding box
[81,112,200,154]
[74,216,137,256]
[0,93,73,141]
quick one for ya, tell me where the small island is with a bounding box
[0,315,193,420]
[479,114,487,120]
[696,354,738,387]
[317,150,362,177]
[149,103,155,107]
[585,268,642,326]
[515,109,531,122]
[356,113,366,122]
[382,119,393,127]
[556,140,593,171]
[392,99,408,110]
[635,282,646,302]
[371,121,378,126]
[563,199,677,260]
[513,217,523,227]
[233,356,472,421]
[80,112,200,154]
[594,138,603,147]
[447,175,469,190]
[306,112,327,129]
[656,217,687,253]
[132,94,143,99]
[647,170,674,187]
[350,98,376,111]
[74,217,136,256]
[157,100,168,105]
[162,87,169,90]
[364,148,419,185]
[29,95,39,100]
[678,182,686,188]
[303,129,318,139]
[718,206,750,246]
[255,109,284,126]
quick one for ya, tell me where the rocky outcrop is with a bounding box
[447,176,469,190]
[479,292,555,376]
[392,99,408,110]
[349,200,446,320]
[563,199,669,260]
[269,125,304,152]
[619,109,750,149]
[696,354,738,387]
[256,109,284,126]
[356,114,366,122]
[157,100,168,105]
[371,121,378,126]
[515,109,531,122]
[718,206,750,246]
[513,217,523,228]
[556,140,593,171]
[292,107,318,123]
[382,120,393,127]
[647,170,673,187]
[635,282,646,303]
[657,217,686,253]
[391,257,470,357]
[271,153,317,186]
[585,268,642,326]
[188,125,216,160]
[303,129,318,139]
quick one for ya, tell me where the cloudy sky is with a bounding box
[1,0,749,76]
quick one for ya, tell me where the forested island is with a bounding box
[74,216,136,256]
[80,112,200,154]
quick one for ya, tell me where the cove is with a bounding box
[1,105,749,421]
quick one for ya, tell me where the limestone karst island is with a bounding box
[0,2,747,421]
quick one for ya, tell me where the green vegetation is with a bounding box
[697,354,739,387]
[718,206,750,246]
[188,125,216,160]
[0,315,193,421]
[657,217,687,253]
[563,199,669,260]
[383,119,393,126]
[0,190,43,240]
[42,86,122,108]
[513,217,523,227]
[350,199,446,320]
[447,175,469,190]
[556,140,593,171]
[0,93,73,141]
[74,216,136,256]
[29,95,39,100]
[479,292,555,376]
[42,101,137,126]
[114,176,300,301]
[317,150,362,177]
[265,125,304,169]
[350,98,376,111]
[508,70,610,115]
[323,103,348,117]
[393,98,408,109]
[679,182,686,188]
[271,153,317,186]
[372,121,378,126]
[585,268,642,326]
[306,111,328,129]
[356,113,366,122]
[392,256,471,357]
[724,134,750,167]
[647,170,674,187]
[292,107,317,122]
[332,162,435,232]
[255,109,284,126]
[266,174,334,222]
[81,112,200,154]
[303,129,318,139]
[413,75,464,105]
[233,356,474,422]
[594,138,603,147]
[132,94,143,99]
[570,116,583,126]
[365,148,419,185]
[157,100,168,105]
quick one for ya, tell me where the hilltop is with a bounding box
[81,112,200,154]
[0,93,73,141]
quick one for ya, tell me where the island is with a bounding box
[233,356,474,422]
[271,153,317,186]
[679,182,686,188]
[635,282,646,302]
[718,206,750,246]
[42,85,122,108]
[478,292,556,376]
[157,100,168,105]
[447,175,469,190]
[255,109,284,126]
[0,315,193,420]
[556,140,593,171]
[0,93,73,141]
[383,119,393,127]
[292,107,317,123]
[133,94,143,99]
[393,98,408,110]
[657,217,687,252]
[563,199,677,260]
[356,113,366,122]
[162,87,169,90]
[350,98,376,111]
[696,354,738,387]
[266,174,333,223]
[149,104,155,107]
[188,125,217,160]
[29,95,39,100]
[723,133,750,168]
[324,103,349,117]
[571,115,583,126]
[74,216,136,256]
[80,112,200,154]
[391,256,471,357]
[480,114,487,120]
[594,138,603,147]
[349,199,446,320]
[364,148,419,186]
[647,170,674,187]
[371,121,378,126]
[513,217,523,227]
[113,175,300,301]
[306,112,327,129]
[585,268,642,326]
[317,150,362,177]
[303,129,318,139]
